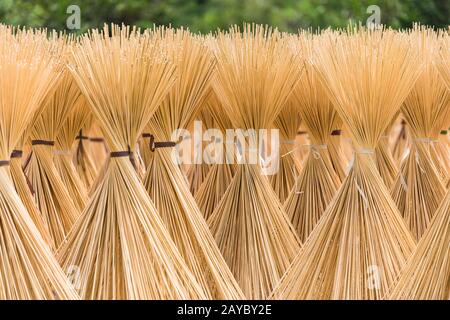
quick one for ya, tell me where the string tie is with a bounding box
[10,150,23,158]
[31,139,55,146]
[143,133,177,152]
[331,129,342,136]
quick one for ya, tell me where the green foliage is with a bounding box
[0,0,448,32]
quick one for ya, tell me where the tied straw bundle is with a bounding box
[0,25,78,299]
[385,34,450,298]
[73,114,99,189]
[57,25,206,299]
[143,28,244,299]
[271,27,420,300]
[282,33,342,243]
[25,52,83,249]
[10,136,53,247]
[194,91,236,220]
[186,107,214,195]
[270,98,302,203]
[208,25,302,299]
[53,91,90,212]
[391,27,449,240]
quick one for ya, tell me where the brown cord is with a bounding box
[110,146,137,170]
[0,160,10,167]
[297,130,307,135]
[31,139,55,146]
[331,129,342,136]
[89,137,104,142]
[440,130,447,135]
[143,133,176,152]
[11,150,23,158]
[75,129,89,140]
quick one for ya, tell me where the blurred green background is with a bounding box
[0,0,448,32]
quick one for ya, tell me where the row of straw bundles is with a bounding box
[0,23,448,300]
[0,25,79,299]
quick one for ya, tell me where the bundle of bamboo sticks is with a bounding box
[0,22,448,300]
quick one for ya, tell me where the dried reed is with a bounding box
[391,27,449,240]
[57,25,207,299]
[194,91,236,220]
[283,34,341,242]
[208,25,302,299]
[25,61,83,249]
[143,28,244,299]
[271,27,420,300]
[388,189,450,299]
[270,99,302,202]
[53,89,90,212]
[0,25,79,299]
[186,107,214,195]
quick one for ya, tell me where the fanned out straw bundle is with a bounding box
[391,27,449,240]
[283,34,342,242]
[186,107,214,195]
[270,99,302,203]
[10,140,53,248]
[53,95,91,211]
[25,55,83,249]
[388,189,450,299]
[387,35,450,300]
[208,25,302,299]
[271,27,420,300]
[143,28,244,299]
[0,25,78,299]
[194,91,236,220]
[57,25,207,299]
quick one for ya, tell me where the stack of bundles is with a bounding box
[73,114,99,189]
[186,107,214,195]
[57,25,206,299]
[208,25,302,299]
[283,33,342,243]
[143,28,244,299]
[53,92,90,212]
[375,115,399,188]
[194,91,236,220]
[0,25,78,299]
[391,27,449,241]
[328,116,347,181]
[25,46,82,249]
[389,34,450,300]
[270,99,302,203]
[271,27,420,300]
[392,118,410,165]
